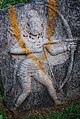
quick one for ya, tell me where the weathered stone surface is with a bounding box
[0,0,80,111]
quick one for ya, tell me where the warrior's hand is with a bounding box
[67,42,76,51]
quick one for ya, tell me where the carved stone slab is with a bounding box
[0,0,80,111]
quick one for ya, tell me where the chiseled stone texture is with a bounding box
[0,0,80,110]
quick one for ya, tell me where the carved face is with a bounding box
[28,17,43,35]
[27,10,39,19]
[27,10,43,36]
[20,9,48,52]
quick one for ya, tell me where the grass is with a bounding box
[0,0,31,9]
[23,101,80,119]
[0,93,80,119]
[0,115,2,119]
[0,108,8,119]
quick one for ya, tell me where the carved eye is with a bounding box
[38,36,40,38]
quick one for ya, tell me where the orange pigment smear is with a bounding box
[8,0,56,74]
[41,0,56,64]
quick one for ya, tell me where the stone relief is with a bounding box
[7,1,77,110]
[1,0,79,111]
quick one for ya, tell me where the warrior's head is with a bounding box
[27,10,43,36]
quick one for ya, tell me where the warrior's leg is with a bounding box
[13,59,32,109]
[14,76,31,108]
[34,69,61,104]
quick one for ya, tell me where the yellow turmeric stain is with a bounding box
[41,0,56,62]
[8,0,56,74]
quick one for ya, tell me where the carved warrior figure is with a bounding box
[8,3,76,110]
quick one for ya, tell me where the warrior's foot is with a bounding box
[10,104,18,113]
[55,99,68,106]
[10,106,16,111]
[10,106,18,117]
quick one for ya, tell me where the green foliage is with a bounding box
[0,115,2,119]
[0,101,80,119]
[0,108,8,119]
[0,95,5,102]
[63,102,80,119]
[0,95,7,119]
[0,0,31,9]
[23,101,80,119]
